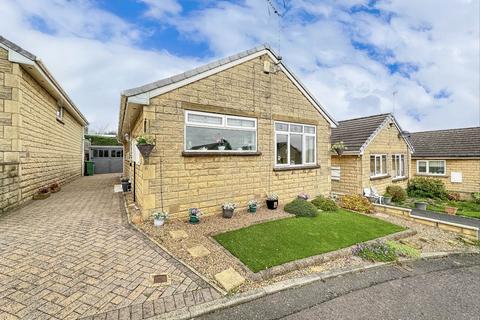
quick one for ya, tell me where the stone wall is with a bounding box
[331,155,361,194]
[411,158,480,196]
[126,54,332,218]
[361,122,411,194]
[0,47,84,213]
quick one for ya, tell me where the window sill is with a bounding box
[370,174,390,181]
[273,165,320,172]
[392,176,408,182]
[56,117,65,124]
[415,173,448,178]
[182,151,261,157]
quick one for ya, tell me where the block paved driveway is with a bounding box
[0,174,219,319]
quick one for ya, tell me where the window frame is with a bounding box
[56,105,64,121]
[392,154,406,178]
[274,121,317,168]
[370,154,388,178]
[184,110,258,153]
[416,160,446,176]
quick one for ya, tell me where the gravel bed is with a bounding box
[126,193,479,292]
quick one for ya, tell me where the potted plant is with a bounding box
[297,192,309,200]
[331,141,347,156]
[33,187,50,200]
[222,202,236,218]
[152,211,168,227]
[217,138,226,151]
[247,200,258,213]
[266,193,278,210]
[445,206,458,215]
[414,201,428,210]
[189,208,202,224]
[49,182,61,193]
[136,134,156,157]
[120,177,130,192]
[383,192,392,205]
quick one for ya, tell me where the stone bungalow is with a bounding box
[409,127,480,198]
[0,36,88,213]
[118,45,337,218]
[331,113,414,195]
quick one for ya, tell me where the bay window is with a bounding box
[184,111,257,152]
[275,121,316,166]
[392,154,406,178]
[370,154,387,177]
[417,160,446,175]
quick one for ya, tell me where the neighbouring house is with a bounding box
[0,36,88,213]
[118,45,337,218]
[409,127,480,197]
[330,113,414,195]
[84,134,123,174]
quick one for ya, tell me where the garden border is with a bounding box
[373,203,479,240]
[211,220,416,281]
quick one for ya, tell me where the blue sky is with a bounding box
[0,0,478,132]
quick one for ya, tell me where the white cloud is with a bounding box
[139,0,182,19]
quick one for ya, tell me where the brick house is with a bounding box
[0,36,88,213]
[118,45,337,218]
[331,113,414,195]
[409,127,480,197]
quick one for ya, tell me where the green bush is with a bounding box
[340,194,374,213]
[472,192,480,204]
[284,199,318,217]
[407,177,448,199]
[353,241,420,262]
[85,135,121,146]
[386,241,420,258]
[386,185,407,203]
[311,196,338,212]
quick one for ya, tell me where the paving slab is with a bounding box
[187,245,211,258]
[214,268,245,291]
[169,230,189,239]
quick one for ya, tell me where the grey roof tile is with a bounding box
[410,127,480,158]
[0,35,36,60]
[331,113,391,151]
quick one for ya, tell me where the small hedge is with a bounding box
[284,198,318,217]
[386,185,407,203]
[472,192,480,204]
[407,177,448,199]
[311,196,338,212]
[340,194,373,213]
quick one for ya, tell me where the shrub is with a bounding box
[311,195,338,212]
[352,241,397,262]
[386,241,420,258]
[472,192,480,204]
[447,192,461,201]
[340,194,374,213]
[386,185,407,203]
[407,177,448,199]
[284,198,318,217]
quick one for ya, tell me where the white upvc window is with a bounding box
[417,160,446,175]
[392,154,406,178]
[184,110,257,152]
[331,167,341,181]
[370,154,387,177]
[56,105,64,121]
[274,121,316,167]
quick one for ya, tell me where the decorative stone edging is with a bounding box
[213,226,416,282]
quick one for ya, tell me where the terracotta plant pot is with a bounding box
[33,192,50,200]
[131,214,143,224]
[50,187,61,193]
[137,144,155,157]
[445,206,458,215]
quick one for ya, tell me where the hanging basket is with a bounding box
[334,147,344,156]
[137,144,155,158]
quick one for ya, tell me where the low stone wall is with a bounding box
[373,204,479,240]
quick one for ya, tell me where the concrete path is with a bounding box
[198,253,480,320]
[0,174,219,319]
[412,208,480,229]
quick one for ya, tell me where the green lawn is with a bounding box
[213,210,405,272]
[401,198,480,219]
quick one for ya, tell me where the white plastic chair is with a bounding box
[364,187,383,204]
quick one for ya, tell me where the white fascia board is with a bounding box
[127,94,149,105]
[127,49,337,127]
[0,43,34,65]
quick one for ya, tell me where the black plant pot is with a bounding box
[121,181,129,192]
[137,144,155,157]
[222,209,234,218]
[266,199,278,210]
[334,148,344,156]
